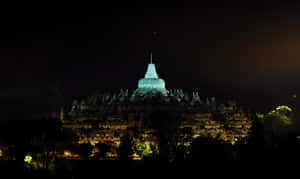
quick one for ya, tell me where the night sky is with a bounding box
[0,2,299,116]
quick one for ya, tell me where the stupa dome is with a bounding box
[138,64,166,89]
[132,54,168,97]
[138,78,166,89]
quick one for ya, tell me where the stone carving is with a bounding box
[173,89,184,103]
[129,91,136,103]
[206,97,210,105]
[71,100,78,112]
[227,100,237,111]
[118,89,125,102]
[102,93,111,103]
[124,89,129,97]
[91,95,99,105]
[190,91,201,105]
[108,94,117,105]
[118,89,129,102]
[210,97,216,105]
[82,89,220,107]
[80,100,86,112]
[183,92,190,103]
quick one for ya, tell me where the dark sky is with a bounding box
[0,2,299,113]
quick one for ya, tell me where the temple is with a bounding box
[134,53,168,96]
[58,54,253,160]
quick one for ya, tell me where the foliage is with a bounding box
[24,154,32,163]
[136,142,159,159]
[152,145,159,156]
[136,143,152,157]
[265,105,294,125]
[24,154,56,173]
[256,113,264,121]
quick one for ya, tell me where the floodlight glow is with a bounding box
[24,155,32,163]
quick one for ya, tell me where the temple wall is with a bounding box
[60,103,252,160]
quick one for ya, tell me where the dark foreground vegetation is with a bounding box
[0,159,296,178]
[0,101,298,177]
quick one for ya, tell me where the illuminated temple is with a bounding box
[61,54,253,160]
[133,53,168,96]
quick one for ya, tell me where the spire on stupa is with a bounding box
[144,53,159,79]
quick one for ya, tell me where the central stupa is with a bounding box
[132,53,168,98]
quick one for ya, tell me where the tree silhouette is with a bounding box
[117,134,133,160]
[189,136,225,160]
[94,142,110,160]
[150,109,182,161]
[78,143,93,160]
[239,109,264,160]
